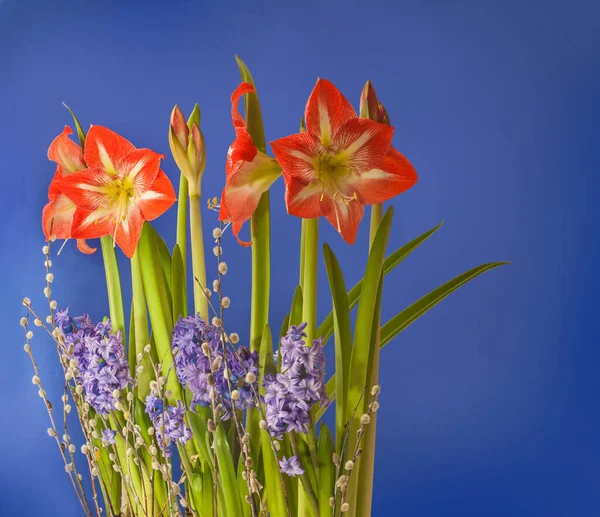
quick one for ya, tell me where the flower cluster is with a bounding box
[263,323,328,439]
[56,308,131,415]
[144,393,192,456]
[171,314,259,418]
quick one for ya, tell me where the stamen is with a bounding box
[57,239,69,256]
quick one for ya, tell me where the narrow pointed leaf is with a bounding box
[323,243,351,451]
[235,55,266,152]
[215,425,244,517]
[150,225,173,304]
[318,261,509,420]
[317,424,335,516]
[317,221,444,343]
[137,223,181,402]
[100,236,125,338]
[290,285,304,326]
[346,208,392,423]
[381,262,510,345]
[62,102,87,150]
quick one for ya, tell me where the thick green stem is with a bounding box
[100,236,125,337]
[176,174,189,278]
[189,194,208,321]
[351,203,384,517]
[302,218,318,344]
[299,218,319,516]
[247,191,271,451]
[370,204,383,250]
[300,218,307,290]
[249,192,271,351]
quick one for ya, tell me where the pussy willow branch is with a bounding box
[214,222,261,517]
[196,219,291,517]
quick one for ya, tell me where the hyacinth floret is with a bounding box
[56,308,132,415]
[144,393,192,456]
[263,323,328,439]
[171,314,259,419]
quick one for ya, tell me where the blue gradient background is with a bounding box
[1,0,598,515]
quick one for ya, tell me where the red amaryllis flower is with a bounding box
[218,82,281,246]
[56,126,177,258]
[42,126,96,254]
[270,79,417,244]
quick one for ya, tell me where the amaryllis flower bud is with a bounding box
[169,104,205,196]
[359,79,380,121]
[359,79,390,125]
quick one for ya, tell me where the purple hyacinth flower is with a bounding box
[279,456,304,477]
[101,429,116,445]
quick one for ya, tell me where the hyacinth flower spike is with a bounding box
[271,78,418,244]
[56,125,177,258]
[219,81,282,246]
[42,126,97,254]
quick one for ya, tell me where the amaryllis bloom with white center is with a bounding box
[218,82,281,246]
[270,79,417,244]
[56,126,177,258]
[42,126,96,254]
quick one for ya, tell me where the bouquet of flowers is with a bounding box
[20,56,506,517]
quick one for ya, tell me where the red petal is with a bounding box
[271,131,321,182]
[70,208,112,240]
[114,204,145,258]
[231,221,252,247]
[321,197,364,245]
[333,118,394,174]
[351,147,418,205]
[120,148,163,193]
[229,127,258,164]
[284,177,323,219]
[304,79,357,145]
[42,193,75,240]
[47,126,85,174]
[170,105,189,149]
[47,167,63,200]
[231,82,255,129]
[55,168,114,212]
[76,239,97,254]
[219,152,280,225]
[136,169,177,221]
[83,125,136,173]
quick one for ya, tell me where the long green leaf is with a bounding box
[235,55,266,152]
[290,285,304,327]
[62,102,87,149]
[132,248,153,401]
[346,208,392,423]
[215,425,244,517]
[100,236,125,338]
[381,262,509,345]
[345,211,392,517]
[318,261,509,419]
[137,223,181,402]
[317,424,335,517]
[150,225,173,305]
[322,244,352,452]
[316,221,444,343]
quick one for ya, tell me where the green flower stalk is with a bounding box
[169,104,208,321]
